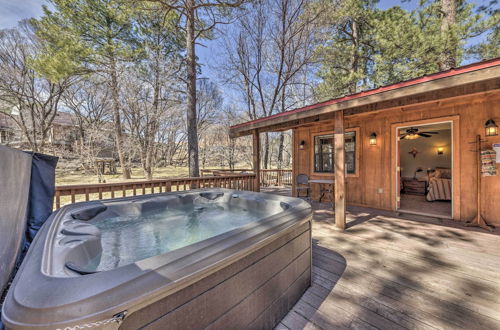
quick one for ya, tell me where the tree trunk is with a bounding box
[144,53,162,181]
[109,52,131,179]
[277,132,285,169]
[263,132,269,169]
[348,19,359,94]
[229,137,235,170]
[186,1,200,177]
[439,0,457,70]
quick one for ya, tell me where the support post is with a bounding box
[465,135,494,231]
[334,111,346,229]
[252,130,261,192]
[291,129,298,197]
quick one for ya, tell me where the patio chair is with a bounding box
[296,174,310,199]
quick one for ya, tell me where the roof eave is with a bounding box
[229,64,500,138]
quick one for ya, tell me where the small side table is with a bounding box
[309,179,335,202]
[402,178,427,195]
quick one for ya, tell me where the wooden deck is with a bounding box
[262,187,500,330]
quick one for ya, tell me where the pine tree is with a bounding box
[314,0,377,100]
[34,0,143,179]
[313,0,497,100]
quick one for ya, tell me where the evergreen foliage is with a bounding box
[314,0,499,100]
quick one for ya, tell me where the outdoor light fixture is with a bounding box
[299,140,305,149]
[437,147,444,155]
[369,132,377,146]
[485,119,498,137]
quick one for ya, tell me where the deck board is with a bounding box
[262,187,500,330]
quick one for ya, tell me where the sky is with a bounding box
[0,0,417,29]
[0,0,49,28]
[0,0,494,82]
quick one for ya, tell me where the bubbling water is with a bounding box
[89,202,270,271]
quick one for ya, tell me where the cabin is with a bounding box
[229,58,500,230]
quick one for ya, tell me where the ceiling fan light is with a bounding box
[405,134,419,140]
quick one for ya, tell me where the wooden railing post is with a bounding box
[334,110,346,230]
[55,190,61,209]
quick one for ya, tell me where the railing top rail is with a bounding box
[55,173,256,191]
[201,168,253,172]
[199,168,291,173]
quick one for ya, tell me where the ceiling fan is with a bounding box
[399,127,439,140]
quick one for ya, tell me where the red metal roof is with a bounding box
[231,57,500,130]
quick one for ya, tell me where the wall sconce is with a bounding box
[437,147,444,155]
[485,119,498,137]
[299,140,305,149]
[369,133,377,146]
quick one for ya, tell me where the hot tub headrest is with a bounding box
[200,192,224,201]
[71,205,107,221]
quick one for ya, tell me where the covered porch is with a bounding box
[262,187,500,330]
[230,59,500,229]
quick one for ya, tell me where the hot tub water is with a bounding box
[89,202,269,271]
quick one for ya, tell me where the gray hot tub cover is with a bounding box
[0,147,57,320]
[0,146,32,300]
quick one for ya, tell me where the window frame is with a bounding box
[310,127,360,178]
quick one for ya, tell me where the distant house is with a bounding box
[0,112,15,145]
[0,111,80,150]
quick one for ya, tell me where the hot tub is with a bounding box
[2,189,312,329]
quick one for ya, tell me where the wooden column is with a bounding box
[334,111,346,229]
[291,129,297,197]
[252,130,261,192]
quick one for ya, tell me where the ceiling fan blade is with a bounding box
[421,131,439,134]
[399,134,407,140]
[419,133,432,137]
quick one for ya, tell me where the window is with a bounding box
[0,130,10,144]
[314,131,356,174]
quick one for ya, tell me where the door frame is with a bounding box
[390,115,460,220]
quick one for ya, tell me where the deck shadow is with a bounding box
[279,240,348,329]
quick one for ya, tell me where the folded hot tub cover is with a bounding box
[0,147,58,326]
[0,146,32,301]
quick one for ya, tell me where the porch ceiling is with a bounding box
[229,58,500,138]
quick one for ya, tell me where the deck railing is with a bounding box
[260,169,292,186]
[54,173,256,209]
[200,169,253,176]
[200,168,292,187]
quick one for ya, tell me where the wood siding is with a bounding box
[292,90,500,225]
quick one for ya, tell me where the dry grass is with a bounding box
[56,166,191,186]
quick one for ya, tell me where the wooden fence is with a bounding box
[54,173,256,209]
[201,169,292,187]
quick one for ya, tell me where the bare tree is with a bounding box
[147,0,246,177]
[157,104,186,167]
[63,77,114,182]
[220,0,318,168]
[0,23,73,152]
[122,66,183,179]
[121,9,184,179]
[200,104,252,169]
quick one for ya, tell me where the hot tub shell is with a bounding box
[2,189,312,329]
